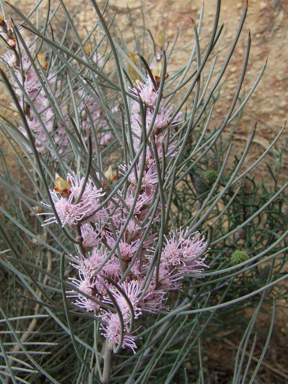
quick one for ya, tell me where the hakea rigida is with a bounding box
[40,68,209,352]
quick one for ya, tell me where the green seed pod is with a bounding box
[231,250,249,265]
[205,170,218,184]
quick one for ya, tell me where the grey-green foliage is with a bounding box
[0,1,287,383]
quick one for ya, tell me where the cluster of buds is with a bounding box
[42,63,209,352]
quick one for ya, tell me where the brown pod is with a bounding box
[282,203,288,221]
[237,228,247,241]
[208,155,218,172]
[237,178,254,197]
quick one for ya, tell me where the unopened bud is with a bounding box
[104,166,117,184]
[150,60,169,85]
[0,15,5,25]
[30,206,44,216]
[54,173,71,196]
[157,33,164,47]
[83,44,91,55]
[7,39,16,48]
[37,53,48,70]
[128,53,138,82]
[153,60,163,78]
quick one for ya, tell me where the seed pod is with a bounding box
[205,170,218,184]
[231,250,249,265]
[237,178,254,197]
[190,174,209,196]
[208,155,218,172]
[237,228,246,241]
[282,203,288,221]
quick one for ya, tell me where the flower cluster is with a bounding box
[0,19,68,154]
[0,19,113,157]
[42,69,209,353]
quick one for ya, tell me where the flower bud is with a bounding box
[128,53,138,82]
[30,206,44,216]
[157,33,164,47]
[104,166,117,184]
[0,16,8,37]
[37,53,48,70]
[54,173,71,196]
[153,61,163,77]
[7,39,16,48]
[231,250,249,265]
[83,45,91,55]
[150,60,169,85]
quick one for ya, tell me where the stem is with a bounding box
[75,224,86,257]
[102,340,114,384]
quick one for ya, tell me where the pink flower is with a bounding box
[181,231,208,261]
[78,81,114,151]
[80,223,102,249]
[69,275,102,312]
[161,229,208,274]
[137,277,167,313]
[124,190,153,216]
[107,235,140,261]
[131,102,181,140]
[126,163,159,192]
[141,286,166,313]
[131,78,158,107]
[82,248,107,276]
[104,280,143,321]
[41,173,105,227]
[161,232,183,266]
[103,255,124,278]
[155,263,182,291]
[100,312,137,353]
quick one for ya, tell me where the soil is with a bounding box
[1,0,288,383]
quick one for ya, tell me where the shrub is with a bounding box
[0,1,287,383]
